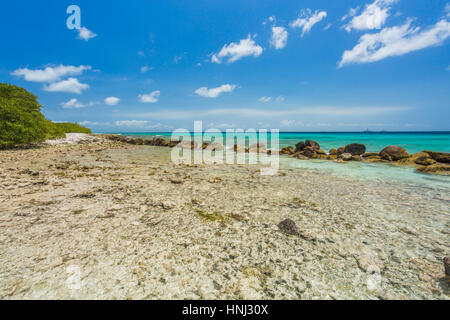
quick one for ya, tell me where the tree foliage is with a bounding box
[0,83,91,148]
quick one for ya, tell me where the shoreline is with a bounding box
[100,134,450,175]
[0,134,448,299]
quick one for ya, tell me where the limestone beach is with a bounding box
[0,134,448,299]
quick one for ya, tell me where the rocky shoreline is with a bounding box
[102,134,450,175]
[0,134,448,299]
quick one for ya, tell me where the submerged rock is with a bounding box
[416,164,450,175]
[380,146,409,161]
[344,143,366,156]
[278,219,299,236]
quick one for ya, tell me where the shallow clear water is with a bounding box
[111,132,450,191]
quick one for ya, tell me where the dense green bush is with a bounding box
[0,83,91,149]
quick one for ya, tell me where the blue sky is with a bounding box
[1,0,449,132]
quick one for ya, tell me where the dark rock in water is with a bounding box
[168,140,181,148]
[302,146,316,158]
[423,151,450,164]
[337,147,346,155]
[151,137,168,146]
[344,143,366,155]
[278,219,299,236]
[281,146,295,155]
[339,153,353,161]
[444,257,450,276]
[295,141,306,152]
[380,146,409,161]
[329,149,338,156]
[305,140,320,151]
[414,156,435,166]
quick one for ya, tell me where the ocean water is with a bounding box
[114,132,450,190]
[117,132,450,153]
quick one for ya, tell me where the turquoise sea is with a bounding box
[115,132,450,153]
[111,131,450,190]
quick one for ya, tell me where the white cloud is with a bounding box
[115,120,150,126]
[44,78,89,94]
[290,9,327,36]
[195,84,237,98]
[129,106,411,120]
[280,120,296,127]
[11,65,91,83]
[259,96,284,103]
[270,26,288,49]
[139,91,160,103]
[211,35,263,63]
[78,27,97,41]
[276,96,285,103]
[344,0,397,32]
[140,66,152,73]
[339,18,450,67]
[78,121,110,126]
[206,122,237,129]
[113,120,171,130]
[61,99,97,109]
[104,97,120,106]
[259,96,272,103]
[342,7,360,22]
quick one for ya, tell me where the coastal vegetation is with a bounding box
[0,83,91,149]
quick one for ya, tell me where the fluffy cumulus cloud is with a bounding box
[104,97,120,106]
[138,91,160,103]
[44,78,89,94]
[270,26,288,49]
[78,27,97,41]
[195,84,236,98]
[211,36,263,63]
[11,65,91,83]
[339,18,450,67]
[344,0,397,32]
[290,9,327,36]
[61,98,96,109]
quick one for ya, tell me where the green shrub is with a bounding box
[0,83,91,148]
